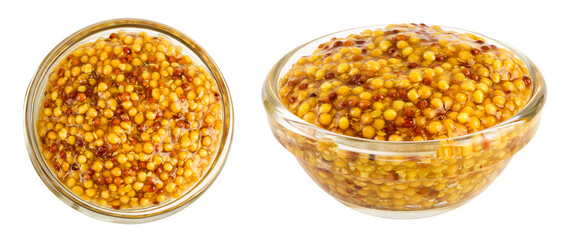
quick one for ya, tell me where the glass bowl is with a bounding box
[262,24,546,219]
[24,18,234,223]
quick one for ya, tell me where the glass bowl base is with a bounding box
[340,200,468,219]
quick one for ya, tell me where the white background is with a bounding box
[1,0,571,239]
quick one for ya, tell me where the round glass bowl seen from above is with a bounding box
[262,24,546,219]
[24,18,234,223]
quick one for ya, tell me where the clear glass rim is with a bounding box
[24,18,234,223]
[263,24,546,153]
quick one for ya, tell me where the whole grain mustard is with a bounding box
[37,31,223,210]
[280,23,531,141]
